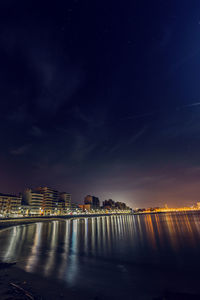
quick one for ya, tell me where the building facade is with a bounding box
[79,204,91,211]
[84,195,100,209]
[35,187,59,214]
[0,193,21,215]
[102,199,115,209]
[23,188,43,214]
[102,199,129,210]
[59,192,71,211]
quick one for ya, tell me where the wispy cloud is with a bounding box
[30,126,43,137]
[127,127,147,145]
[110,127,147,154]
[7,105,32,124]
[10,144,31,155]
[70,134,97,162]
[181,102,200,108]
[121,112,155,120]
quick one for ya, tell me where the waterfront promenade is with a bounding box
[0,213,131,230]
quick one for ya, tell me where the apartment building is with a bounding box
[35,186,59,214]
[0,193,21,214]
[23,188,43,214]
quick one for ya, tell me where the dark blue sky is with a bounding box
[1,0,200,207]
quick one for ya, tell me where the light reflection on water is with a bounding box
[1,213,200,297]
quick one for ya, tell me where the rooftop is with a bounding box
[0,193,19,198]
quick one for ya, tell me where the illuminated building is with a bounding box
[0,193,21,215]
[35,187,59,214]
[197,202,200,209]
[23,188,43,214]
[79,204,92,211]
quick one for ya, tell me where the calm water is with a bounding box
[1,213,200,299]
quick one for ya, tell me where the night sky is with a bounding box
[1,1,200,208]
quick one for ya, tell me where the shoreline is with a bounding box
[0,213,133,299]
[0,213,128,232]
[0,214,115,299]
[1,212,200,299]
[0,210,198,232]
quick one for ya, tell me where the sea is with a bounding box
[1,213,200,299]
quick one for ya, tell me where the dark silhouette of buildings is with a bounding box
[84,195,100,209]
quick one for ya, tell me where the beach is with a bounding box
[0,217,97,300]
[0,262,97,300]
[1,214,200,300]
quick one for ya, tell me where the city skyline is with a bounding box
[0,183,200,210]
[0,184,131,217]
[1,1,200,208]
[0,185,130,207]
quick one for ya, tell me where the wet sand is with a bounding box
[0,262,96,300]
[1,262,200,300]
